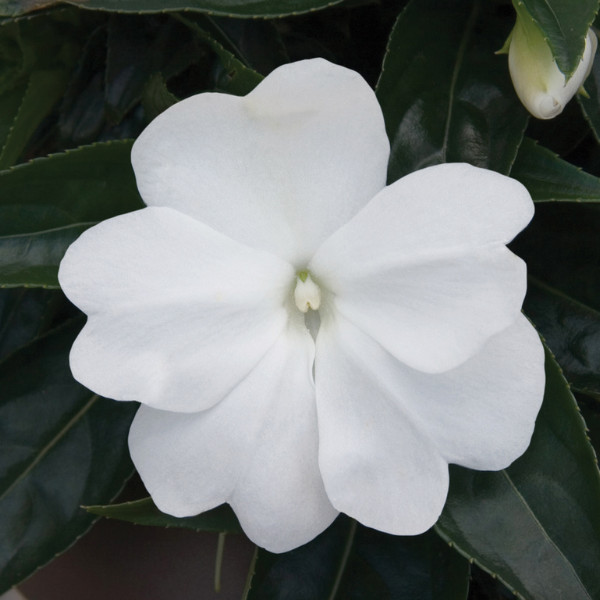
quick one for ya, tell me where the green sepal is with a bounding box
[495,28,514,55]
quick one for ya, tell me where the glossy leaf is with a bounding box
[511,137,600,202]
[202,15,288,76]
[174,14,263,96]
[0,84,28,153]
[376,0,528,183]
[0,0,344,18]
[516,0,597,78]
[0,317,138,593]
[0,69,70,169]
[435,345,600,600]
[247,516,469,600]
[524,277,600,399]
[0,288,63,360]
[58,24,108,148]
[141,72,178,122]
[579,55,600,144]
[105,14,200,123]
[85,497,243,534]
[511,203,600,313]
[0,141,144,288]
[579,402,600,455]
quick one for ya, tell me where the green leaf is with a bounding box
[579,402,600,454]
[578,54,600,143]
[105,14,200,124]
[85,497,243,533]
[58,24,108,148]
[511,203,600,313]
[524,277,600,400]
[0,0,345,18]
[201,15,288,76]
[376,0,528,183]
[0,317,138,593]
[0,68,70,169]
[142,72,178,122]
[174,13,263,96]
[0,140,144,288]
[0,84,28,152]
[435,344,600,600]
[0,288,63,360]
[515,0,598,79]
[247,516,469,600]
[511,137,600,202]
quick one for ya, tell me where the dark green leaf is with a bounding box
[516,0,597,78]
[174,14,263,96]
[524,277,600,399]
[376,0,528,183]
[0,68,70,169]
[511,137,600,202]
[58,24,108,148]
[0,317,137,593]
[201,15,288,76]
[578,54,600,143]
[0,0,345,18]
[579,401,600,454]
[511,203,600,313]
[0,288,64,360]
[248,516,469,600]
[85,497,243,533]
[435,345,600,600]
[0,140,144,288]
[526,95,591,158]
[105,14,200,123]
[142,72,178,122]
[0,83,27,153]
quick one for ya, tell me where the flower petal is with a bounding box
[315,314,449,536]
[129,325,338,553]
[310,163,532,373]
[131,58,389,266]
[398,314,545,470]
[314,312,544,535]
[58,207,294,413]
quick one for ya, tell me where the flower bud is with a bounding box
[501,9,597,119]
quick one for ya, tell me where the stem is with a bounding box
[214,533,226,593]
[327,519,358,600]
[241,545,259,600]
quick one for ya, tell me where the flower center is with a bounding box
[294,271,321,313]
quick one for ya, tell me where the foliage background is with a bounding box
[1,0,600,598]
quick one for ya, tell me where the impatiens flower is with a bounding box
[58,58,545,553]
[502,6,597,119]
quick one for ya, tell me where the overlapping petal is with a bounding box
[131,58,389,266]
[58,207,295,412]
[315,312,544,534]
[310,163,532,373]
[315,313,448,536]
[129,324,338,553]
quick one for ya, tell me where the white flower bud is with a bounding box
[503,11,597,119]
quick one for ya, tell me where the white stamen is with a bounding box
[294,273,321,313]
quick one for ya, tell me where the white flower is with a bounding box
[505,9,597,119]
[58,59,545,553]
